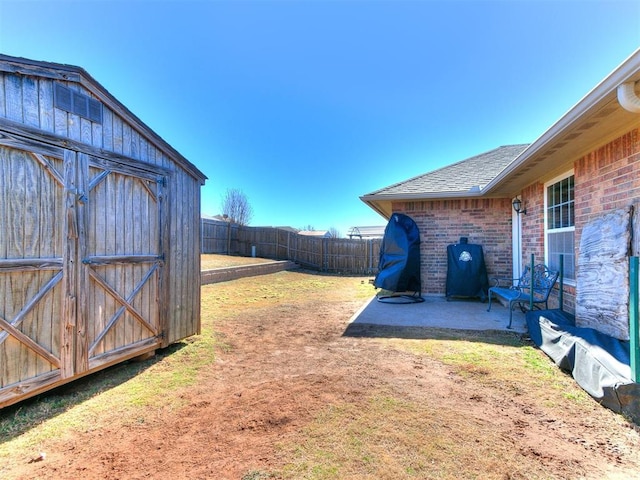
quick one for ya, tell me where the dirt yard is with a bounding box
[2,270,640,479]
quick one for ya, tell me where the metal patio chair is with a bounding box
[487,264,559,329]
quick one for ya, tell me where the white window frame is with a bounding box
[544,170,576,284]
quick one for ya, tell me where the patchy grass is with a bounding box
[0,290,226,449]
[1,269,638,480]
[279,392,521,480]
[0,271,371,449]
[385,330,592,407]
[202,269,373,318]
[272,327,597,480]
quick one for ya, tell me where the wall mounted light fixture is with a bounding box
[512,197,526,215]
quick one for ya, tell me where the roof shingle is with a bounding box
[366,144,529,197]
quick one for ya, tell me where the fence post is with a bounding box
[630,256,639,383]
[322,237,327,271]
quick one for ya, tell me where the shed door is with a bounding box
[0,145,167,407]
[0,145,68,402]
[78,154,166,371]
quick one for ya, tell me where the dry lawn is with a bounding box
[201,253,274,270]
[1,267,640,479]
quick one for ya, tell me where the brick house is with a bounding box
[361,49,640,341]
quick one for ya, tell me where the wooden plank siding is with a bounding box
[0,56,205,409]
[0,145,66,396]
[168,177,202,343]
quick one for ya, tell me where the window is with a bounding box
[545,173,575,281]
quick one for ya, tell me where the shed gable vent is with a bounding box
[54,83,103,124]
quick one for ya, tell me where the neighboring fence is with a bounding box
[201,219,382,274]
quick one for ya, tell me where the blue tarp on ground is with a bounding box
[526,310,640,423]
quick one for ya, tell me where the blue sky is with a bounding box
[1,1,639,236]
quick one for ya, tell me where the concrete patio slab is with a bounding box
[349,295,527,333]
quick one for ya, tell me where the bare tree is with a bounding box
[220,188,253,226]
[328,227,341,238]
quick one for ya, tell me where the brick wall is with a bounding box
[519,182,545,261]
[574,128,640,250]
[391,198,513,295]
[516,127,640,316]
[387,127,640,312]
[571,128,640,331]
[516,182,573,312]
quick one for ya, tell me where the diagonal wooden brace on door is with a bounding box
[0,270,64,346]
[0,270,63,368]
[87,264,159,356]
[0,317,61,368]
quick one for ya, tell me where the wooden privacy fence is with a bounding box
[201,219,382,275]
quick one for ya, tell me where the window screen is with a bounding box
[546,175,575,280]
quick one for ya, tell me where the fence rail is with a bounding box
[201,219,381,275]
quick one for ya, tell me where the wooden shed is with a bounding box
[0,55,207,408]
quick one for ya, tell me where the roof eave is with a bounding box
[360,189,486,203]
[483,48,640,195]
[360,189,488,219]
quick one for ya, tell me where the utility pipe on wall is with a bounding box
[617,81,640,113]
